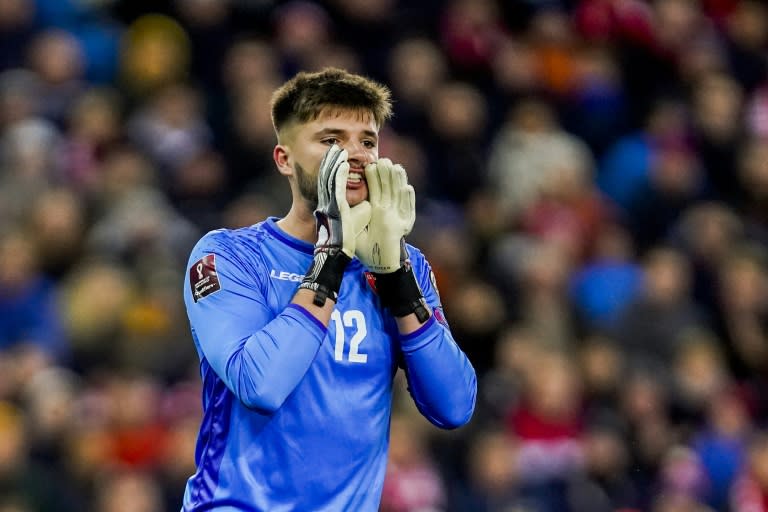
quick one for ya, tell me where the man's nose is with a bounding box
[343,141,369,167]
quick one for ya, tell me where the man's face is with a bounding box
[286,108,379,209]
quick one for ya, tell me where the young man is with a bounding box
[182,67,477,511]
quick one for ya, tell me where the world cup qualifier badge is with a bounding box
[190,254,221,302]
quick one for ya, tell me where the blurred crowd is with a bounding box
[0,0,767,511]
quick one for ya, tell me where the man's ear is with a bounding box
[273,144,292,177]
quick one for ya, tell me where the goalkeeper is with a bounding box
[181,67,477,511]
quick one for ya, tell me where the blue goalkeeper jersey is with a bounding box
[181,217,476,512]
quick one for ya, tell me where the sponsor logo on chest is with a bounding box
[270,269,303,282]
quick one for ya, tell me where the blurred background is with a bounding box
[0,0,767,510]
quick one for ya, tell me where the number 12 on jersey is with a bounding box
[331,309,368,363]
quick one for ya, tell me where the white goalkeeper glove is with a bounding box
[355,158,415,273]
[356,158,430,323]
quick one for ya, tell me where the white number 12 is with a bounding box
[331,309,368,363]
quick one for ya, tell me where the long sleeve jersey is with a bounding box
[181,217,477,511]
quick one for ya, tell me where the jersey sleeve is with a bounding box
[184,230,327,412]
[397,246,477,429]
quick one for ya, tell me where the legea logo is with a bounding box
[270,269,303,282]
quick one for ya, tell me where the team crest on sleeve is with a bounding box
[433,306,449,328]
[190,254,221,302]
[364,271,378,294]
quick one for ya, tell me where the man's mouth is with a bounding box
[347,171,365,186]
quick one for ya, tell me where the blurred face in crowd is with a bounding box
[642,248,691,303]
[0,232,37,291]
[276,108,379,210]
[468,430,519,494]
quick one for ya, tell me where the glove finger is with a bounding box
[365,161,382,205]
[400,184,416,235]
[377,158,394,208]
[319,145,345,205]
[391,164,413,232]
[393,164,408,190]
[393,164,409,213]
[333,160,351,213]
[319,144,343,185]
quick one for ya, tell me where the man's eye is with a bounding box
[363,140,376,149]
[322,138,339,145]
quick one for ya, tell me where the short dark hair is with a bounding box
[270,67,392,138]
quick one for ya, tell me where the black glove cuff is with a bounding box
[374,266,431,323]
[299,249,351,306]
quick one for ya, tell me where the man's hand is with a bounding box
[356,159,430,323]
[299,144,371,306]
[314,144,371,259]
[355,158,415,273]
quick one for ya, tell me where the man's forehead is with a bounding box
[280,107,378,142]
[311,106,377,129]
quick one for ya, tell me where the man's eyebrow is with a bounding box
[314,127,378,139]
[315,128,345,136]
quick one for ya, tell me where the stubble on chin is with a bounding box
[295,161,319,211]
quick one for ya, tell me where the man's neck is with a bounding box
[277,204,317,244]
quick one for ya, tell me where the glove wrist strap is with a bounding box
[374,266,431,323]
[299,249,351,306]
